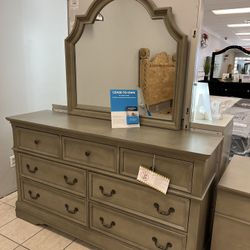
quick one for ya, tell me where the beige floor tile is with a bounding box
[23,227,74,250]
[0,203,16,228]
[0,234,18,250]
[14,246,29,250]
[0,218,43,244]
[65,240,91,250]
[4,196,17,207]
[0,192,17,203]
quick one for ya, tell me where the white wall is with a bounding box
[0,0,67,197]
[68,0,203,128]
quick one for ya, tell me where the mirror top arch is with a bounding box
[65,0,188,130]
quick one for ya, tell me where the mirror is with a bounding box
[65,0,188,129]
[210,45,250,82]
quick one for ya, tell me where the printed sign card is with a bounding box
[110,89,140,128]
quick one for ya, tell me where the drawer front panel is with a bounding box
[90,204,186,250]
[216,189,250,223]
[17,128,60,157]
[20,154,86,196]
[120,149,193,193]
[90,173,189,231]
[22,180,86,224]
[63,137,117,172]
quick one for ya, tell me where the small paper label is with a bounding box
[137,166,170,194]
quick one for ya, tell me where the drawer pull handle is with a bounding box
[152,237,172,250]
[99,217,116,229]
[85,151,91,157]
[34,139,40,145]
[28,190,40,200]
[154,203,175,216]
[64,176,78,186]
[99,186,116,197]
[26,164,38,174]
[65,204,79,214]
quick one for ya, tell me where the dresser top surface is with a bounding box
[219,155,250,195]
[7,110,222,159]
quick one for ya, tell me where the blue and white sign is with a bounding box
[110,89,140,128]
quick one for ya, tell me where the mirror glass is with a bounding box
[75,0,177,120]
[212,47,250,81]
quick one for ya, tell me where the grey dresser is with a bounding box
[211,155,250,250]
[7,110,223,250]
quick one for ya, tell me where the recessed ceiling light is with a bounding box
[236,32,250,35]
[228,23,250,27]
[212,7,250,15]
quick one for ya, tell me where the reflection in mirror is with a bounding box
[75,0,177,120]
[211,46,250,82]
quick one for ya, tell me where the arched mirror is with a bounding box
[210,45,250,82]
[65,0,188,129]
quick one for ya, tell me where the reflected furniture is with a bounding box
[211,155,250,250]
[6,0,226,249]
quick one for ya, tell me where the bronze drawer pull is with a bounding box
[26,164,38,174]
[34,139,40,145]
[99,186,116,197]
[65,204,79,214]
[154,203,175,216]
[28,190,40,200]
[152,237,172,249]
[64,176,78,186]
[85,151,91,157]
[99,217,116,229]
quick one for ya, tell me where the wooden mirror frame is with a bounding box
[65,0,188,130]
[210,45,250,81]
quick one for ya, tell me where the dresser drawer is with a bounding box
[17,128,60,157]
[90,203,186,250]
[120,149,193,193]
[22,180,86,225]
[89,173,189,231]
[216,189,250,223]
[20,154,86,196]
[63,137,117,172]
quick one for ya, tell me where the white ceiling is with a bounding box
[203,0,250,47]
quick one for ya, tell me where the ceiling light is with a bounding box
[212,7,250,15]
[236,32,250,35]
[228,23,250,27]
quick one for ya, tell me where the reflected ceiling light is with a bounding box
[212,7,250,15]
[236,32,250,35]
[227,23,250,27]
[242,38,250,41]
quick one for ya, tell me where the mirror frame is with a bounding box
[210,45,250,81]
[65,0,188,130]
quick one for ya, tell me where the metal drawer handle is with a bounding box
[99,186,116,197]
[99,217,116,229]
[64,176,78,186]
[28,190,40,200]
[152,237,172,250]
[154,203,175,216]
[26,164,38,174]
[85,151,91,157]
[65,204,79,214]
[34,139,40,145]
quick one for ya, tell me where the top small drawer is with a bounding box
[63,137,117,172]
[120,148,193,193]
[17,128,60,157]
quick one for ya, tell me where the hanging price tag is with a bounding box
[137,166,170,194]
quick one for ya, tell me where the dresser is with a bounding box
[211,155,250,250]
[7,110,223,250]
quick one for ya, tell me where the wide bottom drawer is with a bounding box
[90,203,186,250]
[22,179,86,225]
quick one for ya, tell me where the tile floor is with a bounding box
[0,192,91,250]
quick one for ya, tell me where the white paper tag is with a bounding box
[137,166,170,194]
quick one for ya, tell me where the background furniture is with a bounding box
[211,155,250,250]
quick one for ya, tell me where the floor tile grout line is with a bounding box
[1,201,16,207]
[0,217,17,229]
[0,232,22,246]
[14,244,30,250]
[19,225,45,246]
[63,238,77,250]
